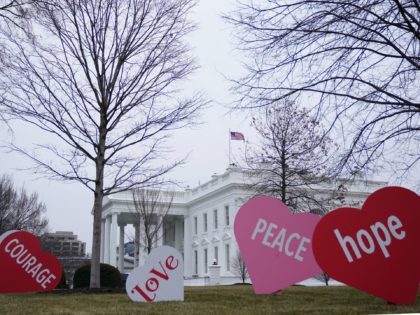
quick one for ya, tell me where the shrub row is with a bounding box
[73,263,122,288]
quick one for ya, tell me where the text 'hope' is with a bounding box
[334,214,405,263]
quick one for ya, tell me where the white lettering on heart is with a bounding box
[4,238,57,288]
[334,214,406,263]
[251,218,311,262]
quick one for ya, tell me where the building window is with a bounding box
[226,244,230,271]
[214,246,218,264]
[203,213,208,232]
[213,209,218,229]
[225,205,230,226]
[194,216,198,235]
[194,250,198,275]
[204,248,208,274]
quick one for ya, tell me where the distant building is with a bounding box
[40,231,88,288]
[41,231,86,257]
[101,165,387,285]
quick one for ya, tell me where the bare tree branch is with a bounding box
[242,99,338,212]
[225,0,420,179]
[0,173,48,236]
[0,0,204,288]
[231,249,248,284]
[131,188,174,255]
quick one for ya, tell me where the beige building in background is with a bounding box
[42,231,86,257]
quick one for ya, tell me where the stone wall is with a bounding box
[58,257,91,288]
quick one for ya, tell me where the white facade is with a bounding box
[101,165,387,284]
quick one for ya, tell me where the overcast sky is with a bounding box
[0,0,257,252]
[2,1,413,253]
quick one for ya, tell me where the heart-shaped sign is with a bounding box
[126,246,183,302]
[234,196,322,294]
[0,230,62,293]
[313,187,420,304]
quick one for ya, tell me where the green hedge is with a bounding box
[56,269,67,289]
[73,263,122,288]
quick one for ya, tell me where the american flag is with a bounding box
[230,131,245,141]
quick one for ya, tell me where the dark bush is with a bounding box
[56,269,67,289]
[73,263,121,288]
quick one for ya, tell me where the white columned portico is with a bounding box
[104,215,111,263]
[118,223,125,272]
[134,223,140,267]
[109,212,118,266]
[183,215,191,277]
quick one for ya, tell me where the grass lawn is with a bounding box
[1,285,420,315]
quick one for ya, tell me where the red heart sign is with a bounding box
[313,187,420,304]
[0,230,62,293]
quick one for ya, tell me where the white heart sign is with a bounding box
[126,246,184,302]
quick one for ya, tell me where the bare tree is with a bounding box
[0,0,32,124]
[132,188,174,255]
[0,174,48,236]
[225,0,420,180]
[0,0,204,288]
[231,249,248,284]
[244,99,336,212]
[315,272,331,286]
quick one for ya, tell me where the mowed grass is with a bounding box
[1,285,420,315]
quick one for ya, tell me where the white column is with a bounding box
[118,224,125,273]
[175,217,183,251]
[134,223,140,267]
[157,215,163,247]
[100,219,105,262]
[109,212,118,267]
[183,215,190,277]
[139,218,147,263]
[104,215,111,263]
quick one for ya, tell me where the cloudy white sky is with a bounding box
[1,0,257,252]
[2,1,413,253]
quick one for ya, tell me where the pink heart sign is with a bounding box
[126,246,183,302]
[0,230,62,293]
[234,196,321,294]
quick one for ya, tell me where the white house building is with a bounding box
[100,165,387,284]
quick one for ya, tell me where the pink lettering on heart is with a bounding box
[126,246,183,302]
[234,196,322,294]
[0,230,62,293]
[312,186,420,304]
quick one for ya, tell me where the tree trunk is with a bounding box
[90,186,104,288]
[90,118,107,288]
[147,240,152,254]
[280,141,287,203]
